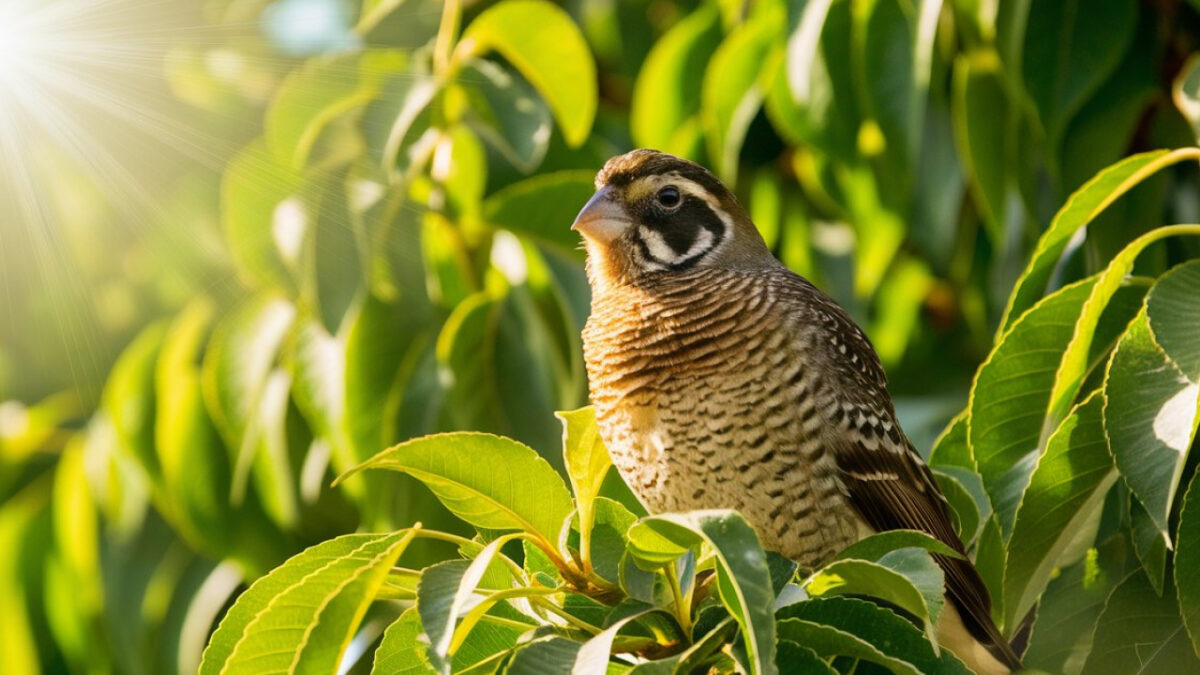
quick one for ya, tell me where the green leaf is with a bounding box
[778,596,972,674]
[201,295,296,449]
[155,300,233,550]
[343,292,428,464]
[1106,301,1200,538]
[777,0,858,160]
[583,494,638,583]
[201,531,416,675]
[1059,29,1160,193]
[432,125,487,223]
[357,0,441,41]
[266,50,406,168]
[572,609,663,675]
[1000,148,1200,333]
[380,74,440,181]
[853,0,924,197]
[557,407,611,573]
[50,441,100,599]
[309,169,364,333]
[629,618,738,674]
[969,276,1097,536]
[201,295,299,527]
[222,141,305,289]
[1146,260,1200,378]
[630,5,721,152]
[1080,571,1200,674]
[482,170,595,254]
[1023,537,1135,675]
[288,320,352,475]
[933,469,984,546]
[435,292,503,432]
[774,618,921,675]
[1049,226,1200,430]
[103,322,168,482]
[950,51,1016,245]
[929,412,973,470]
[372,609,433,674]
[627,511,775,675]
[456,0,596,147]
[1176,467,1200,661]
[1129,493,1169,595]
[457,58,552,173]
[806,549,944,645]
[338,432,573,547]
[1004,391,1117,629]
[417,536,514,674]
[506,637,582,675]
[776,641,836,674]
[701,6,782,181]
[1021,0,1136,159]
[834,530,963,562]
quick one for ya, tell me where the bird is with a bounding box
[574,149,1021,675]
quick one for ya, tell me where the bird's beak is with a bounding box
[571,186,631,243]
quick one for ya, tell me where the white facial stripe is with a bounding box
[639,226,677,262]
[637,224,717,267]
[684,227,715,259]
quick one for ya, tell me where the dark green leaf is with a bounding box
[1022,0,1136,160]
[458,58,552,173]
[774,618,921,675]
[1106,304,1199,539]
[482,170,595,254]
[778,596,972,674]
[1080,572,1200,674]
[1005,391,1117,628]
[1175,466,1200,661]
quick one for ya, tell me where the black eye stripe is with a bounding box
[633,195,728,270]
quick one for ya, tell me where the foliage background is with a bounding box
[5,0,1200,672]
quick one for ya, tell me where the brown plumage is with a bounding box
[576,149,1020,674]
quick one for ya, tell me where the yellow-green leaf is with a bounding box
[455,0,596,147]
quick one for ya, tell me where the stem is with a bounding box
[530,595,603,635]
[578,505,595,577]
[450,586,559,654]
[433,0,461,76]
[409,529,527,582]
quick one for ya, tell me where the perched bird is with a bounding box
[575,149,1020,674]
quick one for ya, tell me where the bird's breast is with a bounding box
[582,274,864,565]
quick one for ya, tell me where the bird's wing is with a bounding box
[802,288,1022,670]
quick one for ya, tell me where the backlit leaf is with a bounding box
[338,432,573,547]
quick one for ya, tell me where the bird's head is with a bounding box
[572,149,773,291]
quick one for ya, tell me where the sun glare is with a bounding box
[0,0,243,395]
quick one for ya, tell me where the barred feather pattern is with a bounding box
[583,265,891,566]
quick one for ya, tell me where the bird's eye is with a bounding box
[656,186,681,209]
